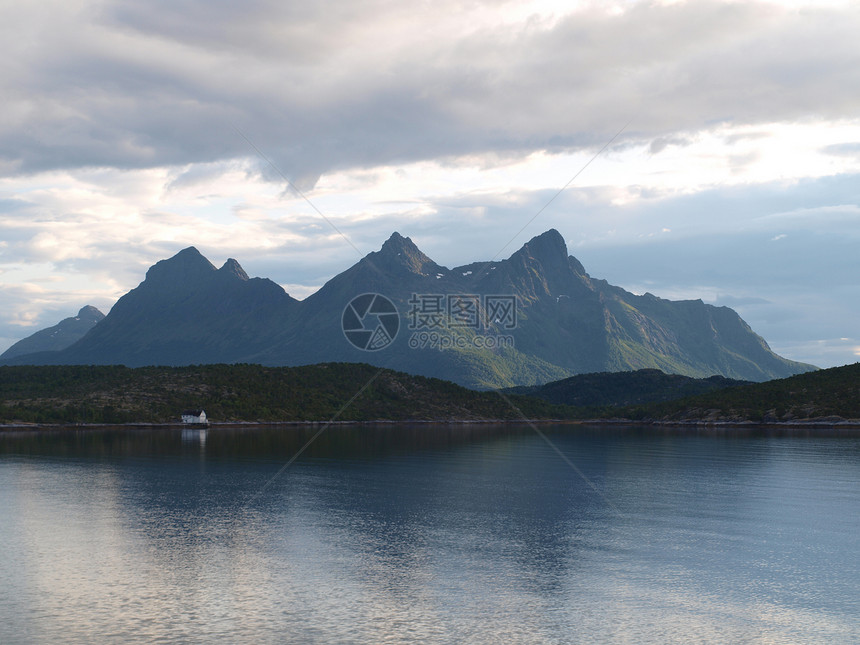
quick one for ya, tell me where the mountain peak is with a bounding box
[380,231,417,254]
[498,229,583,299]
[522,229,568,260]
[77,305,105,320]
[368,232,441,276]
[509,229,571,273]
[219,258,249,281]
[173,246,208,261]
[165,246,215,268]
[144,246,217,287]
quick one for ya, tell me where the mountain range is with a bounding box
[0,229,815,388]
[1,306,104,360]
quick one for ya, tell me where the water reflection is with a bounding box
[1,424,859,643]
[181,427,207,447]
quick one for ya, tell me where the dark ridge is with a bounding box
[505,368,752,407]
[219,258,249,281]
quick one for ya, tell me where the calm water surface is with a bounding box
[1,424,858,644]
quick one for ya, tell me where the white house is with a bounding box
[180,409,207,424]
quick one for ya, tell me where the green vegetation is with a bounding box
[505,369,750,407]
[0,363,575,425]
[619,362,860,422]
[2,362,857,426]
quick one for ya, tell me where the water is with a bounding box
[1,424,858,643]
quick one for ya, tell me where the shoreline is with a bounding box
[0,418,581,431]
[3,417,860,431]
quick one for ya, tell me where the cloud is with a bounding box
[822,142,860,158]
[769,338,860,369]
[754,204,860,228]
[649,136,693,155]
[2,1,860,182]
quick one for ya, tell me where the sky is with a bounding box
[1,0,859,368]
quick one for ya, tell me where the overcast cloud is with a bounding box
[1,0,859,368]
